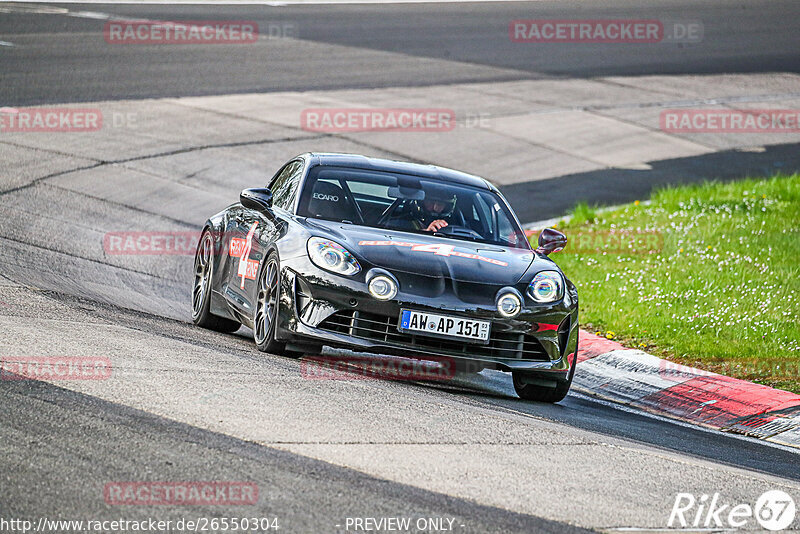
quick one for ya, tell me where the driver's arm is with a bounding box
[425,219,449,232]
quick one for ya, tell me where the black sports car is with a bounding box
[192,153,579,402]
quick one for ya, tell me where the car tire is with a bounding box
[512,374,572,403]
[512,346,578,403]
[253,251,290,354]
[192,229,242,333]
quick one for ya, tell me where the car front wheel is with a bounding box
[512,349,577,403]
[254,252,287,354]
[512,373,572,403]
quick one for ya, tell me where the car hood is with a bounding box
[305,219,535,285]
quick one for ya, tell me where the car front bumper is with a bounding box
[276,258,579,378]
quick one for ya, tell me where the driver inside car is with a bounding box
[400,190,458,232]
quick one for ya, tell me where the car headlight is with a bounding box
[527,271,564,303]
[368,275,398,301]
[496,292,522,318]
[307,237,361,276]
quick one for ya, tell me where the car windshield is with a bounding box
[296,166,529,249]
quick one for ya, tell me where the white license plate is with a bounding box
[398,309,490,344]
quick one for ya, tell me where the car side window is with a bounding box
[269,160,304,211]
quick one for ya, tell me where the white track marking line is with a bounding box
[0,0,548,4]
[67,10,111,19]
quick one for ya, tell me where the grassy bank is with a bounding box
[545,174,800,393]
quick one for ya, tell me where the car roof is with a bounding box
[304,152,494,191]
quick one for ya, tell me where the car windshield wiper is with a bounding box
[432,232,481,243]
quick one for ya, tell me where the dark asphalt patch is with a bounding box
[0,375,590,534]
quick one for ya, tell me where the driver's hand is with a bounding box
[425,220,449,232]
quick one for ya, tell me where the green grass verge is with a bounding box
[544,174,800,393]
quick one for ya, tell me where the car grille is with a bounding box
[317,310,550,361]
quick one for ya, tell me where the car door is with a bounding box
[224,159,304,315]
[216,204,247,310]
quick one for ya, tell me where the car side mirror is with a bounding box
[536,228,567,255]
[240,188,273,213]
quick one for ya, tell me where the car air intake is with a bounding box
[318,310,551,361]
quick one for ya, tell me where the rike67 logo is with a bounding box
[229,222,259,289]
[669,490,796,531]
